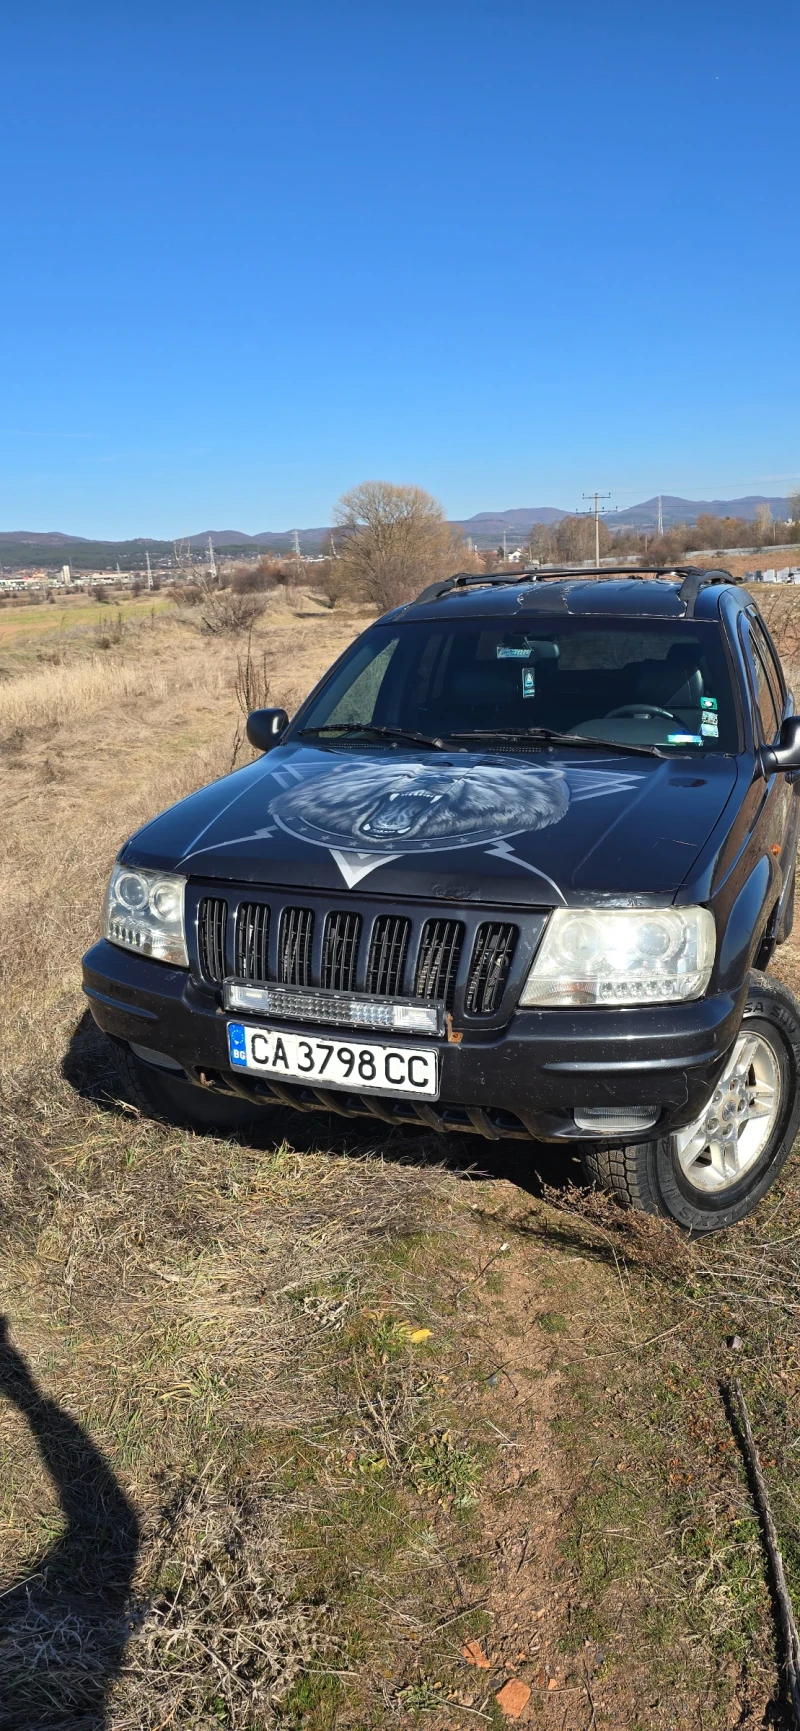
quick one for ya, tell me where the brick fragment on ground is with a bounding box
[496,1678,532,1717]
[462,1638,491,1669]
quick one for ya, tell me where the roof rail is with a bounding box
[412,569,541,605]
[412,560,744,616]
[677,567,738,618]
[413,563,740,608]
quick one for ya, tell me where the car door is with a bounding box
[740,612,798,898]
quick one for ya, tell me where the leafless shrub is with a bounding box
[203,590,266,635]
[172,582,202,607]
[182,571,267,635]
[95,609,124,650]
[540,1182,696,1281]
[230,557,284,595]
[308,557,351,609]
[234,630,270,716]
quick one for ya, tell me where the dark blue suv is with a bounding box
[82,565,800,1233]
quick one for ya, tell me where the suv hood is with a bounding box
[123,742,739,907]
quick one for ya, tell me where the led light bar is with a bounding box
[223,980,444,1036]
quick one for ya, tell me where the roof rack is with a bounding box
[413,563,740,617]
[676,567,739,617]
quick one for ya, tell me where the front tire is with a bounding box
[582,972,800,1233]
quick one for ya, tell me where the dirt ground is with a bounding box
[2,588,800,1729]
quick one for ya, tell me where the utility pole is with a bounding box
[582,491,611,565]
[502,530,507,561]
[207,536,217,583]
[657,495,663,537]
[292,528,304,587]
[145,549,153,591]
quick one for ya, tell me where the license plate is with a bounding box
[227,1021,439,1099]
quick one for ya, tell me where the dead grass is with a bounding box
[0,656,173,734]
[3,590,800,1727]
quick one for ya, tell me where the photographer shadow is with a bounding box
[0,1319,139,1730]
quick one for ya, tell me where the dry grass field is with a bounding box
[3,588,800,1729]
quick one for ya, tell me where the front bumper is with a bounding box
[82,938,747,1143]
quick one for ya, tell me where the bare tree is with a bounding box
[754,503,774,546]
[525,523,558,564]
[548,514,613,564]
[334,481,468,610]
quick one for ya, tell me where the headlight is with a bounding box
[104,862,188,966]
[519,906,715,1008]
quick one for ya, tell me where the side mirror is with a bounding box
[246,707,289,752]
[761,714,800,774]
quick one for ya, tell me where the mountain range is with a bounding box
[0,495,791,565]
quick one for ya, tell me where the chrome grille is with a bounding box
[322,911,361,991]
[235,902,270,982]
[466,923,518,1015]
[367,915,411,996]
[415,919,464,1009]
[198,897,227,984]
[279,907,314,986]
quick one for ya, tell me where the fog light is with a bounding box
[573,1106,659,1134]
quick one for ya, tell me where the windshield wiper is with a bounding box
[451,727,664,758]
[301,723,447,750]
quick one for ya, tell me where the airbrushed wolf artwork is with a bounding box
[83,564,800,1233]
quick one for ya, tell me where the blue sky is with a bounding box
[1,0,798,537]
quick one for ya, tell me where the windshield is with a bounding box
[297,618,738,752]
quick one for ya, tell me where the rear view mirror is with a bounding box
[761,714,800,774]
[246,707,289,752]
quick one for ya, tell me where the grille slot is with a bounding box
[279,907,315,986]
[322,911,361,991]
[466,923,518,1014]
[198,897,227,984]
[367,915,411,996]
[415,919,464,1009]
[235,902,270,982]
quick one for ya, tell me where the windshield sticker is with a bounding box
[522,669,536,699]
[497,645,530,659]
[701,717,719,738]
[701,696,718,712]
[667,732,703,746]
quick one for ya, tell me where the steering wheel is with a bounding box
[606,704,678,722]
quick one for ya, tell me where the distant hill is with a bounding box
[0,529,90,545]
[0,495,792,569]
[610,495,790,530]
[458,506,567,532]
[183,527,334,552]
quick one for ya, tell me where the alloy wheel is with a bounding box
[674,1029,782,1193]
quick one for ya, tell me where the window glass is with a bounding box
[746,628,781,742]
[750,614,786,710]
[324,637,399,725]
[299,617,738,752]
